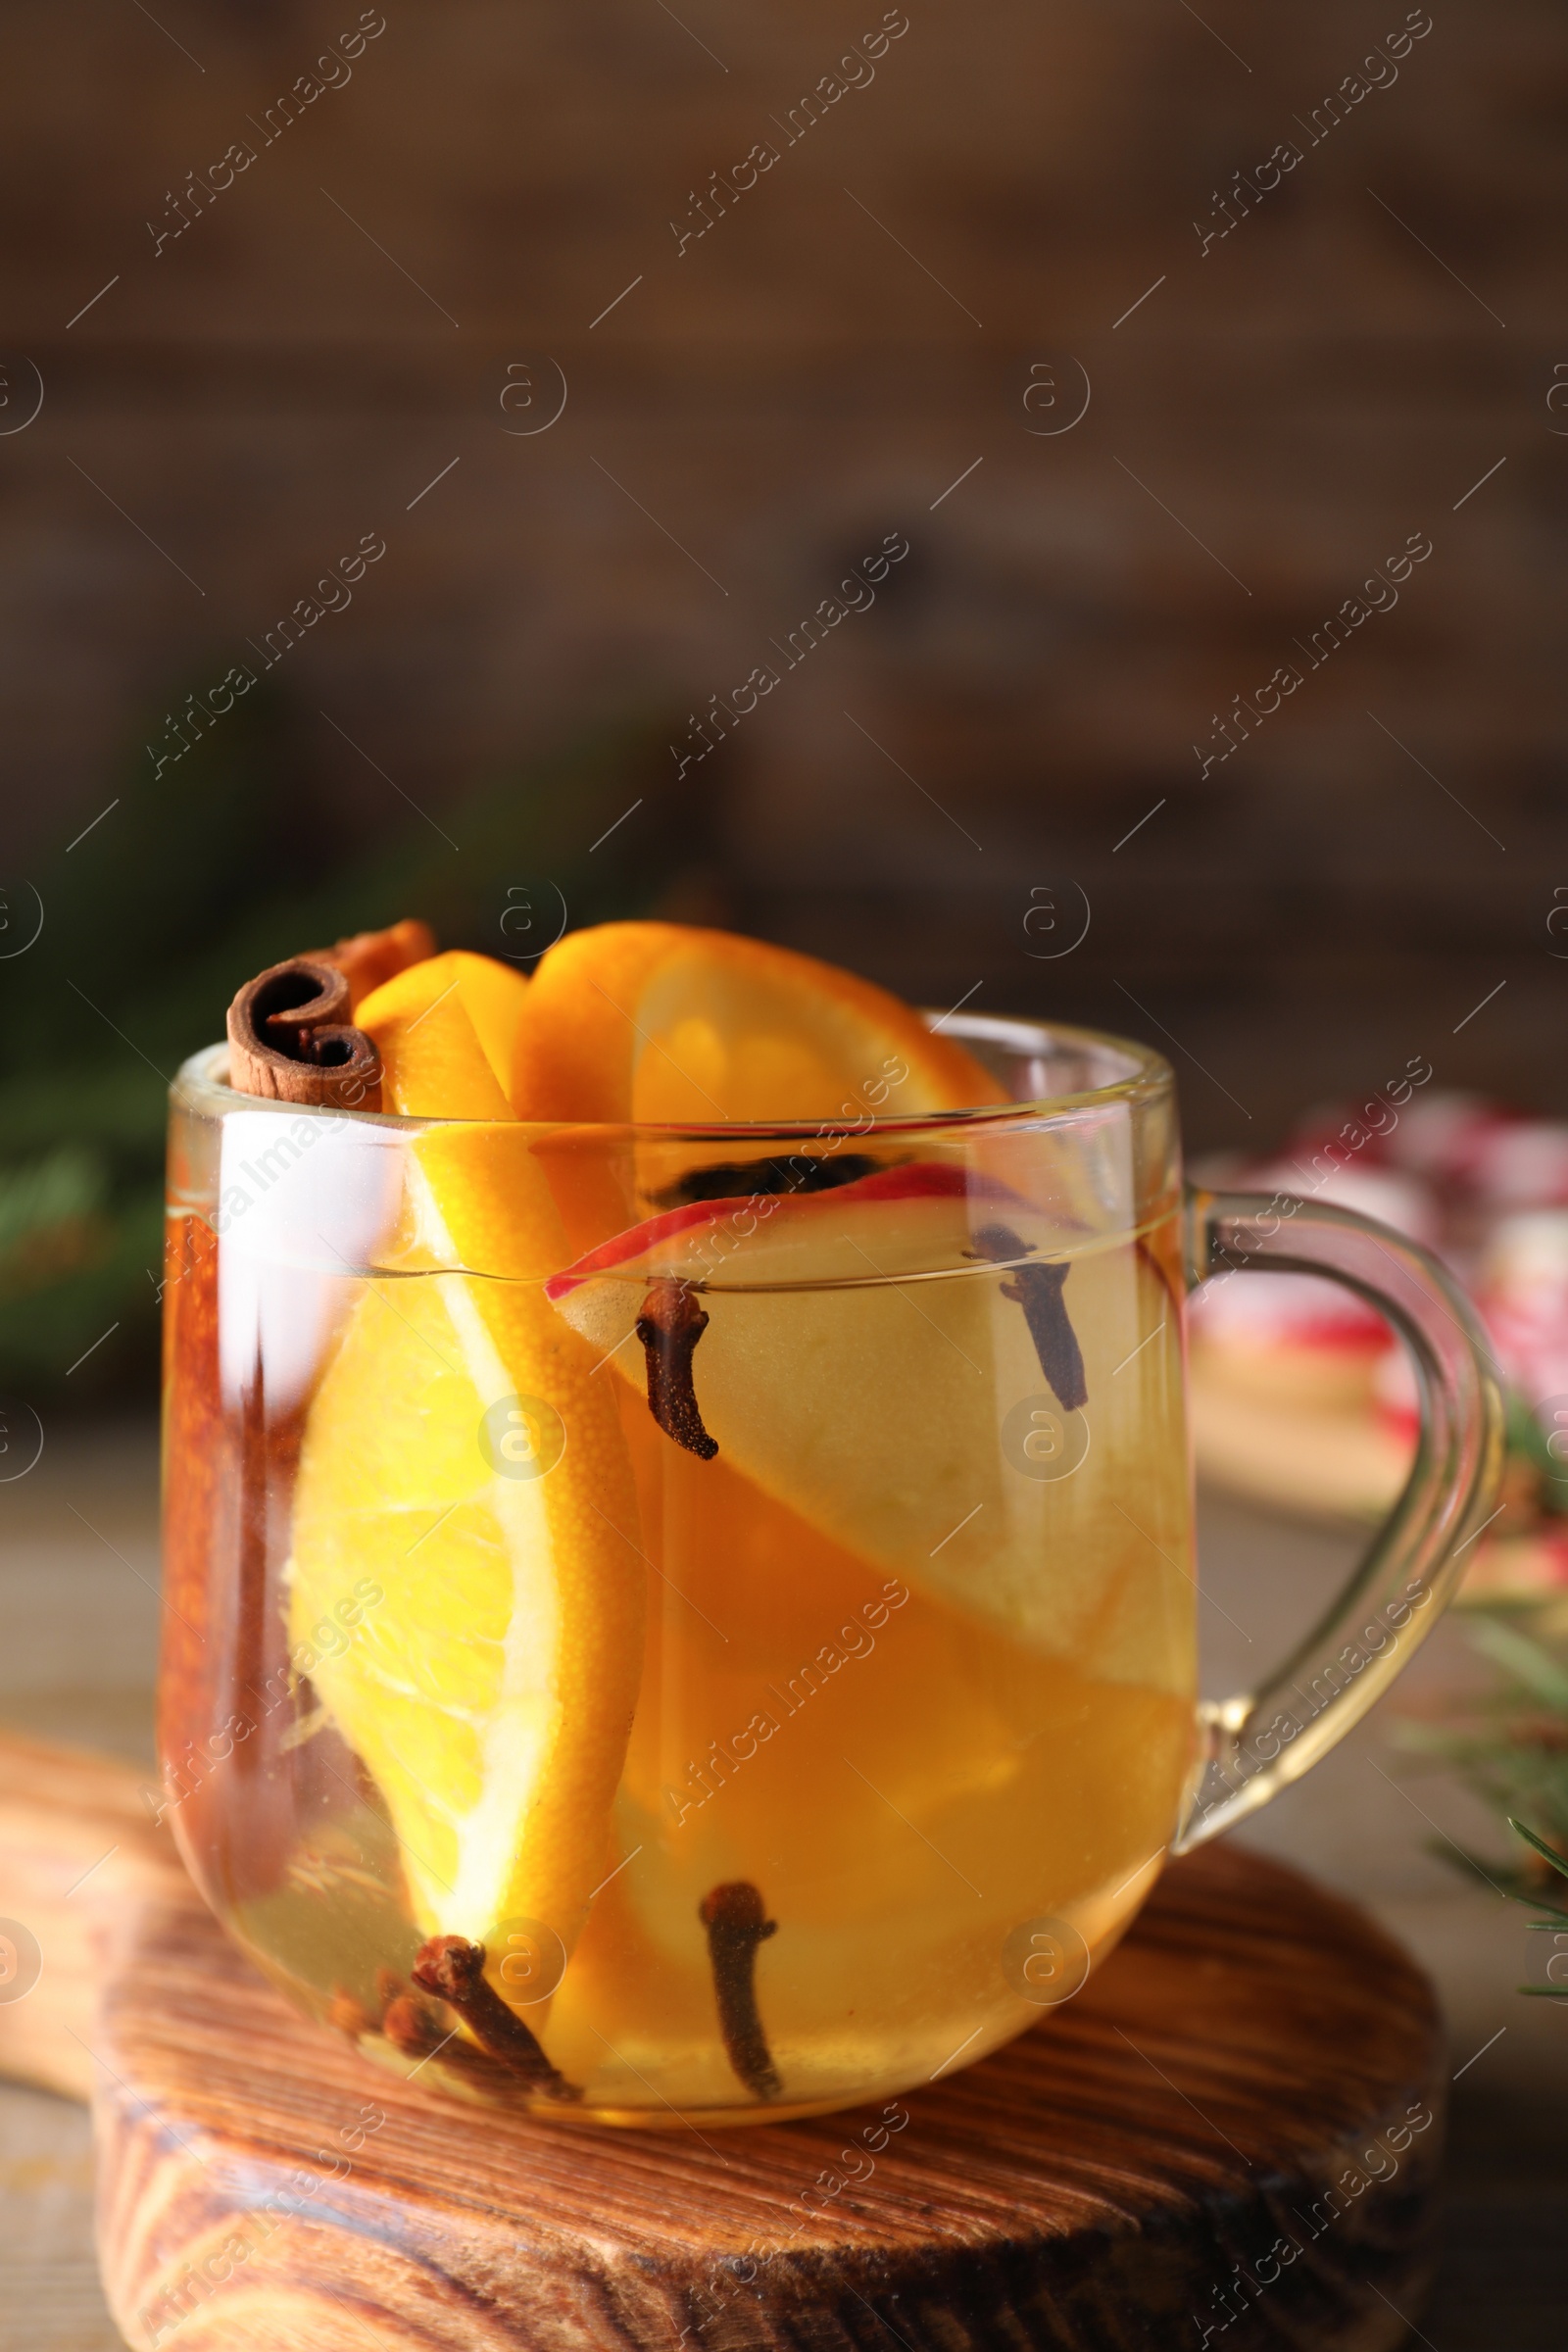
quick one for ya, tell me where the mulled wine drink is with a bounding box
[160,967,1499,2125]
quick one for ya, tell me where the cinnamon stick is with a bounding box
[224,919,437,1108]
[226,956,382,1110]
[313,917,437,1011]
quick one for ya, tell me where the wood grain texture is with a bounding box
[0,1729,194,2103]
[94,1845,1446,2352]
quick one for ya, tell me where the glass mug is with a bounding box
[159,1015,1502,2125]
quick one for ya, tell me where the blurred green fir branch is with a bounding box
[0,682,711,1400]
[1398,1612,1568,1867]
[1396,1604,1568,1995]
[1508,1820,1568,2000]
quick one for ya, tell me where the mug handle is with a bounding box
[1174,1186,1507,1852]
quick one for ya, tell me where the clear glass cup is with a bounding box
[158,1014,1503,2125]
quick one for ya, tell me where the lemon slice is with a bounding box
[286,954,645,1946]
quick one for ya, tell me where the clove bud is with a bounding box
[411,1934,579,2100]
[969,1224,1087,1412]
[636,1277,720,1459]
[700,1881,782,2101]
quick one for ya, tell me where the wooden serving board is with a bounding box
[0,1735,1446,2352]
[0,1728,191,2103]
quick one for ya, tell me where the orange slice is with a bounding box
[356,949,531,1119]
[507,922,1006,1124]
[287,951,646,1950]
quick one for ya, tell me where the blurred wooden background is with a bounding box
[2,23,1566,2334]
[1,0,1564,1150]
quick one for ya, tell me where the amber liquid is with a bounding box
[161,1210,1197,2124]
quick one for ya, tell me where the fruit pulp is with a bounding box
[161,1196,1197,2124]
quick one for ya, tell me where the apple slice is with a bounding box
[546,1161,1192,1690]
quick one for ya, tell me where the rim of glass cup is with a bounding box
[172,1011,1173,1137]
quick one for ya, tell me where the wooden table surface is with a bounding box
[1,1418,1564,2351]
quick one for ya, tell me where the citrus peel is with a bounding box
[287,947,645,1953]
[507,921,1005,1125]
